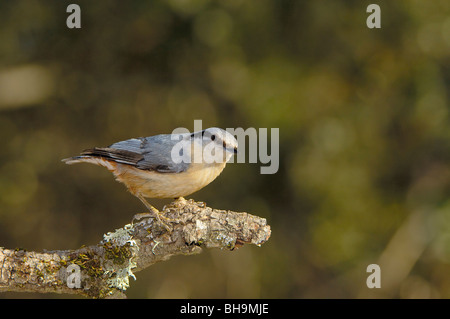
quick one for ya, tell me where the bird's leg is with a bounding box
[133,194,173,231]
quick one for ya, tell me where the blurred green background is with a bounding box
[0,0,449,298]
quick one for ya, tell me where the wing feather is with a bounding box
[81,134,190,173]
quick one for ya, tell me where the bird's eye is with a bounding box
[211,135,216,141]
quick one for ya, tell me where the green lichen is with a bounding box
[65,249,104,278]
[101,223,139,291]
[103,241,133,265]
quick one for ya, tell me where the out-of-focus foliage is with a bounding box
[0,0,449,298]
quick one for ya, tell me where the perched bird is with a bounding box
[62,127,238,226]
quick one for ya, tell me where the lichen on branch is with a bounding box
[0,199,271,298]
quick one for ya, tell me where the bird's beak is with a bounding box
[224,146,238,154]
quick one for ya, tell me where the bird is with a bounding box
[62,127,238,228]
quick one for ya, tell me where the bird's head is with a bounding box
[190,127,238,164]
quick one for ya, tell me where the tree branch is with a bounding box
[0,199,271,298]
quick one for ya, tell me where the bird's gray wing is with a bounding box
[82,134,190,173]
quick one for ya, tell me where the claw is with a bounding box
[135,194,173,231]
[152,240,160,255]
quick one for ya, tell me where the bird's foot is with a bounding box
[135,195,177,231]
[132,210,174,232]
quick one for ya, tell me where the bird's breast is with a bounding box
[112,162,227,198]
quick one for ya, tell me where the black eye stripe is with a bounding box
[190,130,206,138]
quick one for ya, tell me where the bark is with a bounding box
[0,198,271,298]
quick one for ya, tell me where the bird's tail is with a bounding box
[62,155,117,171]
